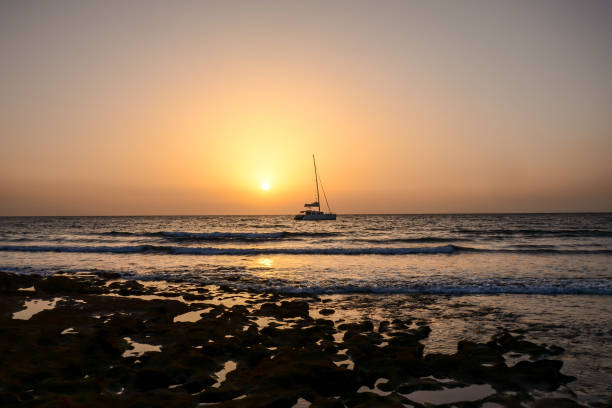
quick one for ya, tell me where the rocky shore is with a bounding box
[0,271,588,407]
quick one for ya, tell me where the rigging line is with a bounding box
[318,174,332,213]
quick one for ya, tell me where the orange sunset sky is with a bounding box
[1,1,611,215]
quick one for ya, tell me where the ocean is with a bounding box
[1,213,611,404]
[1,214,610,294]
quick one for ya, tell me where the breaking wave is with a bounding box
[101,230,339,241]
[0,244,457,255]
[1,244,611,256]
[454,228,612,237]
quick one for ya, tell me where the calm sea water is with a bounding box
[0,214,610,294]
[1,214,611,403]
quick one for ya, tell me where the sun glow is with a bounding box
[261,181,270,191]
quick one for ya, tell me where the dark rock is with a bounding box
[488,331,563,358]
[310,396,345,408]
[0,272,38,292]
[457,340,505,366]
[95,271,122,280]
[133,368,174,391]
[533,397,587,408]
[36,275,100,294]
[511,359,575,391]
[338,321,374,333]
[183,376,215,394]
[347,392,405,407]
[258,300,310,319]
[183,293,210,301]
[396,377,445,393]
[320,308,335,316]
[378,321,390,333]
[198,388,243,402]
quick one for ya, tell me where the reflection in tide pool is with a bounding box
[402,384,496,405]
[12,298,63,320]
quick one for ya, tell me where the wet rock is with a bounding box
[113,280,147,295]
[457,340,505,366]
[39,378,101,394]
[320,308,335,316]
[510,359,575,391]
[0,272,586,408]
[338,321,374,333]
[132,368,174,391]
[533,397,587,408]
[0,271,38,292]
[396,377,445,393]
[36,275,101,294]
[183,375,215,393]
[0,392,19,405]
[488,331,563,358]
[94,271,122,280]
[198,388,244,402]
[348,392,405,407]
[258,300,310,319]
[378,321,390,333]
[230,348,359,397]
[183,293,210,301]
[157,292,181,298]
[310,396,346,408]
[315,318,335,328]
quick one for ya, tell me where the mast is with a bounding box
[313,154,321,212]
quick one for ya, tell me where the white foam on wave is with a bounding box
[162,231,285,239]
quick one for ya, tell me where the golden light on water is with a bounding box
[256,258,273,268]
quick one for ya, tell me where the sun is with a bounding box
[261,181,270,191]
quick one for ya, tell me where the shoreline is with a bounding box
[1,271,600,407]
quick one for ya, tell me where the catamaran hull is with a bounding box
[294,213,336,220]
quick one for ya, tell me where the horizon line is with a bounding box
[1,211,611,217]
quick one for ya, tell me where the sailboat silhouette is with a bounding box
[294,155,336,220]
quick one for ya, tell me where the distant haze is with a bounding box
[1,0,611,215]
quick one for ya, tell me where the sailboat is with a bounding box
[294,155,337,220]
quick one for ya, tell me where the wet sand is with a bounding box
[0,271,596,407]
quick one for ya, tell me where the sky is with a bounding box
[1,0,611,215]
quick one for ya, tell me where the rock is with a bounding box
[488,331,562,358]
[257,300,310,319]
[37,276,100,294]
[183,376,215,394]
[457,340,505,366]
[533,398,587,408]
[0,271,38,292]
[133,368,174,391]
[109,280,147,295]
[338,321,374,333]
[511,359,575,391]
[95,271,122,280]
[396,377,445,393]
[198,388,243,402]
[183,293,210,301]
[378,321,390,333]
[310,396,346,408]
[320,308,335,316]
[348,392,405,407]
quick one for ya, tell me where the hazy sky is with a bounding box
[1,0,611,215]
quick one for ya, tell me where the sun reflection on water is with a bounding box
[256,258,274,268]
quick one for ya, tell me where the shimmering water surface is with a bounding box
[1,214,611,404]
[1,214,611,293]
